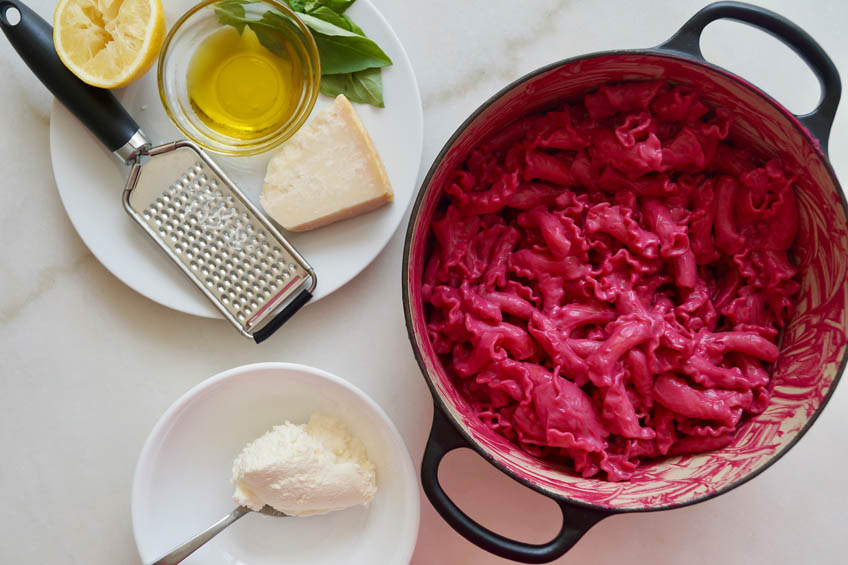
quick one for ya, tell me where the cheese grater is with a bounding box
[123,141,316,342]
[1,1,315,343]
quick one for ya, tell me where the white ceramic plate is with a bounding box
[132,363,420,564]
[49,0,422,318]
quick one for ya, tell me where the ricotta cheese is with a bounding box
[232,413,377,516]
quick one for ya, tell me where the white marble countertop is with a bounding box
[2,0,847,563]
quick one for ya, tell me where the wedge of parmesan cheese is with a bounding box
[261,94,393,232]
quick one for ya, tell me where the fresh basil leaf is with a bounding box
[294,11,358,37]
[320,67,384,107]
[304,5,352,32]
[312,33,391,73]
[305,6,362,37]
[295,13,390,73]
[247,20,296,61]
[340,13,364,36]
[283,0,307,11]
[316,0,355,13]
[302,0,355,13]
[214,1,249,33]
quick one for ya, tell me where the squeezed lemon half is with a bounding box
[53,0,166,89]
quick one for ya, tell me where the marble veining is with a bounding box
[0,253,94,324]
[420,0,573,109]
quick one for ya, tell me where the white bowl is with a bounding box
[131,363,420,564]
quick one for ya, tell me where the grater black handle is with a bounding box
[0,1,143,156]
[253,289,313,344]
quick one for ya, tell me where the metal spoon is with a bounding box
[146,505,288,565]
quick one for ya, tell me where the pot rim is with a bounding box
[402,46,848,514]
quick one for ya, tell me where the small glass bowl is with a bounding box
[157,0,321,156]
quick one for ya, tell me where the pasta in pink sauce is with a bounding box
[422,80,800,481]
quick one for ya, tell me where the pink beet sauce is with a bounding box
[421,80,803,482]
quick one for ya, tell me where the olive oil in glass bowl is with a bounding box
[158,0,320,156]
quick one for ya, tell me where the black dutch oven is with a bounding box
[403,2,847,563]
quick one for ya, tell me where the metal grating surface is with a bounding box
[131,155,307,329]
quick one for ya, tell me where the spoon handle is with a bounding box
[146,506,252,565]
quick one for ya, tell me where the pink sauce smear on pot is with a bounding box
[422,80,800,481]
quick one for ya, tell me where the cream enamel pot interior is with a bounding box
[402,2,847,563]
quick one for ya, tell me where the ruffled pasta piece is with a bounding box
[530,107,591,151]
[591,129,664,180]
[650,85,710,123]
[507,361,610,453]
[585,80,666,120]
[713,176,746,254]
[517,207,574,259]
[523,150,577,186]
[601,381,656,440]
[527,311,587,380]
[653,374,752,427]
[505,182,563,211]
[597,168,679,197]
[585,202,660,258]
[482,227,522,289]
[509,249,591,281]
[585,316,653,387]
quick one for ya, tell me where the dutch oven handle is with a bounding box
[656,1,841,155]
[421,405,609,564]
